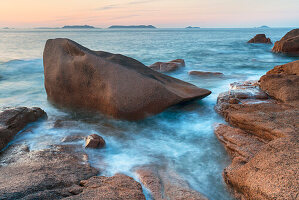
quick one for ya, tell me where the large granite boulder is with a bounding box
[149,59,185,72]
[0,107,47,150]
[43,39,211,120]
[272,29,299,55]
[248,34,272,44]
[214,61,299,199]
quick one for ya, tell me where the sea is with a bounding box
[0,28,298,200]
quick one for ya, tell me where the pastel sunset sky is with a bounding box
[1,0,299,28]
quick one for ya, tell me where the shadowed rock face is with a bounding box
[248,34,272,44]
[272,29,299,55]
[214,61,299,200]
[43,39,211,120]
[0,107,47,150]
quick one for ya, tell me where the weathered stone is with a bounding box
[0,107,47,150]
[85,134,106,149]
[63,174,146,200]
[189,71,223,76]
[272,29,299,55]
[43,39,211,120]
[136,166,208,200]
[149,59,185,72]
[248,34,272,44]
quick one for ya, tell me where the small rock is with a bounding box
[85,134,106,149]
[248,34,272,44]
[189,71,223,76]
[149,59,185,72]
[61,135,84,143]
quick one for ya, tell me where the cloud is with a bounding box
[95,0,156,11]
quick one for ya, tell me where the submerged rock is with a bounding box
[63,174,146,200]
[247,34,272,44]
[149,59,185,72]
[0,107,47,150]
[43,39,211,120]
[272,29,299,55]
[85,134,105,149]
[214,61,299,199]
[189,71,223,77]
[136,166,208,200]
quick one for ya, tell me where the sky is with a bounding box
[0,0,299,28]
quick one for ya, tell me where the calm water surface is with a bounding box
[0,28,297,200]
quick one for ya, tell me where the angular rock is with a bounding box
[0,107,47,150]
[136,166,208,200]
[43,39,211,120]
[0,144,99,200]
[272,29,299,55]
[259,60,299,103]
[149,59,185,72]
[214,61,299,200]
[189,71,223,77]
[63,174,146,200]
[85,134,105,149]
[247,34,272,44]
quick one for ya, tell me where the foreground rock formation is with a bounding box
[0,107,47,150]
[214,60,299,200]
[248,34,272,44]
[136,166,208,200]
[149,59,185,72]
[43,39,211,120]
[272,29,299,55]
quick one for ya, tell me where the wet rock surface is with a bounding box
[0,107,47,150]
[63,174,146,200]
[189,71,223,77]
[272,29,299,55]
[43,39,211,120]
[136,166,208,200]
[85,134,106,149]
[149,59,185,72]
[214,61,299,200]
[0,144,99,200]
[248,34,272,44]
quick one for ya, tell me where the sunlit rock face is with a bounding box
[272,29,299,55]
[214,60,299,200]
[43,38,211,120]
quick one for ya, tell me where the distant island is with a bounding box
[108,25,156,29]
[62,25,95,29]
[256,25,270,28]
[186,26,200,29]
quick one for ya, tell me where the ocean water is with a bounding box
[0,28,298,200]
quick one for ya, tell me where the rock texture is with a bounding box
[0,107,47,150]
[272,29,299,55]
[43,39,211,120]
[248,34,272,44]
[136,166,208,200]
[214,61,299,200]
[0,144,99,200]
[149,59,185,72]
[85,134,106,149]
[63,174,146,200]
[189,71,223,77]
